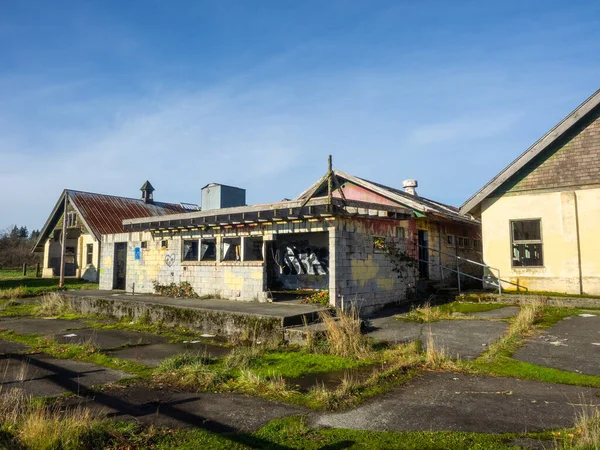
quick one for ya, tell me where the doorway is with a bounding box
[418,230,429,279]
[113,243,127,290]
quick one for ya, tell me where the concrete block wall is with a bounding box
[100,231,267,301]
[331,218,418,314]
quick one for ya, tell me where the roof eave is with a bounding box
[460,89,600,215]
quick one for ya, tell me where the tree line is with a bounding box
[0,226,42,269]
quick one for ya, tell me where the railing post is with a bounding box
[497,269,502,294]
[456,257,461,293]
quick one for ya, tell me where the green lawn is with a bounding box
[0,269,98,298]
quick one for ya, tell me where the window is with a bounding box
[183,240,199,261]
[161,240,168,249]
[141,241,148,249]
[457,237,470,248]
[447,235,455,247]
[66,212,77,228]
[200,238,216,261]
[243,237,264,261]
[222,238,241,261]
[86,244,93,265]
[397,227,406,240]
[473,239,481,250]
[511,220,543,267]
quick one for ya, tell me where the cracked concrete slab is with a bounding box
[368,317,507,360]
[66,385,306,432]
[313,372,600,433]
[0,339,29,354]
[513,314,600,376]
[423,320,508,360]
[53,328,169,350]
[468,306,520,319]
[0,318,89,336]
[0,354,130,397]
[108,342,231,367]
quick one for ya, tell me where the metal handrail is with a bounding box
[415,244,527,294]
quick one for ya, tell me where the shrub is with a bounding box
[302,290,330,306]
[153,281,198,298]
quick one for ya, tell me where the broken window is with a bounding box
[141,241,148,249]
[447,235,455,247]
[161,240,168,249]
[200,238,216,261]
[222,237,241,261]
[243,237,263,261]
[66,212,77,228]
[183,240,199,261]
[511,220,543,267]
[86,244,93,265]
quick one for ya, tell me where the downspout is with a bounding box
[59,192,68,288]
[574,193,584,295]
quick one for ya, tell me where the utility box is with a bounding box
[201,183,246,211]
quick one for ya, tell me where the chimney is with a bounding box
[140,180,155,204]
[402,179,418,196]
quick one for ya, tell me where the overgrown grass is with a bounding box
[319,307,371,358]
[401,301,512,323]
[0,276,98,298]
[36,292,76,317]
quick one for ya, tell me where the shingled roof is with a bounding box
[33,189,194,251]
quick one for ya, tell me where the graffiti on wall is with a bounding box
[165,254,175,267]
[278,241,328,276]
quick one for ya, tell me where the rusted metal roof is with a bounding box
[33,189,194,251]
[68,190,188,238]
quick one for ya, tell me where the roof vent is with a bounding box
[140,180,155,204]
[402,179,418,196]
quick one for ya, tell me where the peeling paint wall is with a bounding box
[330,217,418,314]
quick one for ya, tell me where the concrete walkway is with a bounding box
[68,290,325,323]
[314,372,600,433]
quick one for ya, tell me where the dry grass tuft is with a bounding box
[0,388,101,449]
[234,370,293,398]
[422,329,460,371]
[0,286,28,300]
[36,292,74,317]
[320,307,371,359]
[223,345,263,370]
[572,405,600,449]
[155,351,225,389]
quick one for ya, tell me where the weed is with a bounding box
[302,290,330,306]
[320,307,371,359]
[0,286,27,300]
[36,292,75,317]
[572,404,600,449]
[155,352,226,389]
[224,345,263,370]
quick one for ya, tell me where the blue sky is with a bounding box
[1,0,599,232]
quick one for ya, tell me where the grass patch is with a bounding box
[319,307,371,358]
[251,350,366,378]
[401,301,512,323]
[0,330,152,379]
[0,276,98,298]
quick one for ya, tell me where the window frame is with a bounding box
[200,238,217,261]
[510,219,544,268]
[447,235,455,248]
[182,239,199,261]
[86,244,93,265]
[221,237,241,261]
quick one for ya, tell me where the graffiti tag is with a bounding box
[165,254,176,267]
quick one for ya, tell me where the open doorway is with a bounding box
[113,243,127,290]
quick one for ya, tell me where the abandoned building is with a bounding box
[461,88,600,295]
[33,182,197,282]
[98,167,481,313]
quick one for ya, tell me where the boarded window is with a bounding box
[243,237,263,261]
[66,212,77,228]
[222,238,241,261]
[511,220,543,267]
[86,244,93,265]
[200,239,216,261]
[183,240,199,261]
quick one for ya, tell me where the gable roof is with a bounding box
[460,89,600,216]
[296,169,477,224]
[33,189,193,251]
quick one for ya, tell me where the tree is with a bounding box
[18,226,28,239]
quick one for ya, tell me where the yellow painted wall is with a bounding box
[481,187,600,294]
